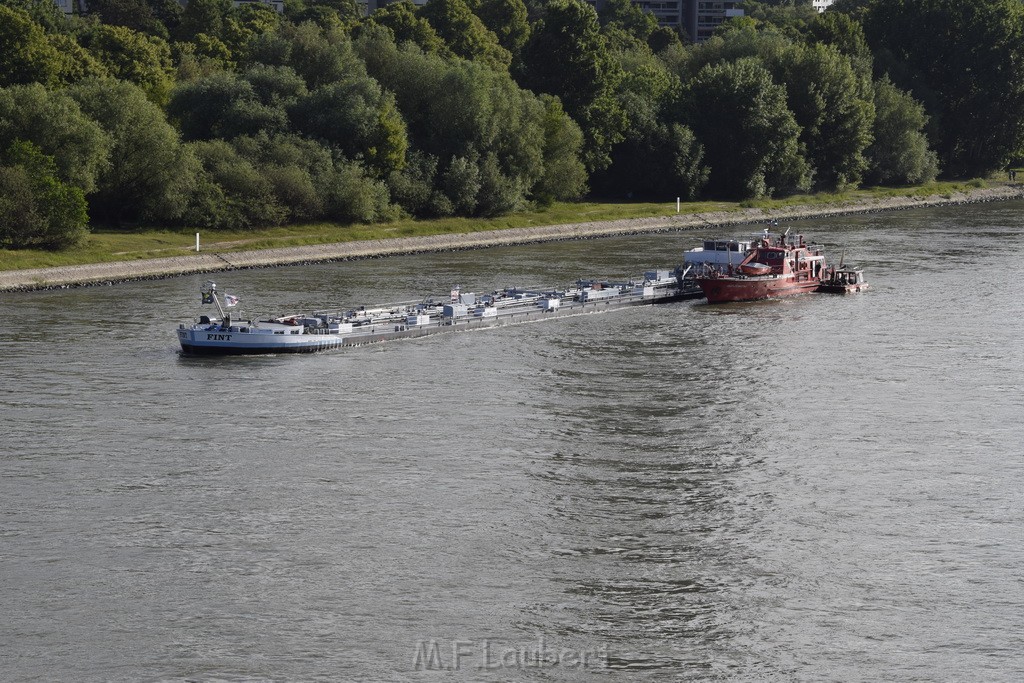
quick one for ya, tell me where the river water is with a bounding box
[1,201,1022,682]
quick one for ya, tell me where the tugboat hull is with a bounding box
[698,276,821,304]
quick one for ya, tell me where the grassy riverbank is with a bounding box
[0,180,993,272]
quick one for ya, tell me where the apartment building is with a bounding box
[587,0,685,27]
[683,1,744,42]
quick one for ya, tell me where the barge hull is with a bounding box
[179,288,695,355]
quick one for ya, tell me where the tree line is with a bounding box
[1,0,1022,249]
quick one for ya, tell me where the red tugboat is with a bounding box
[696,228,828,303]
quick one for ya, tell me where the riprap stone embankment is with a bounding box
[2,184,1021,292]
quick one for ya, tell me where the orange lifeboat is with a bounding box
[739,262,771,276]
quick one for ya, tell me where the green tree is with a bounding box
[0,140,88,250]
[360,1,451,57]
[0,20,111,89]
[594,39,707,199]
[680,58,809,199]
[184,134,393,227]
[356,29,562,216]
[150,0,185,37]
[0,0,66,32]
[167,70,289,140]
[646,26,681,55]
[222,2,283,58]
[245,20,365,88]
[598,0,657,44]
[533,94,587,203]
[672,16,792,80]
[0,6,63,87]
[672,20,872,191]
[319,158,395,223]
[419,0,512,69]
[0,83,111,193]
[739,0,818,30]
[77,24,176,105]
[231,133,330,222]
[177,0,232,42]
[47,33,111,85]
[475,0,530,57]
[290,0,362,26]
[192,32,236,69]
[167,71,252,140]
[68,78,199,224]
[857,0,1024,177]
[801,10,873,80]
[184,138,287,229]
[289,77,408,177]
[518,0,627,173]
[171,37,233,82]
[864,75,938,185]
[86,0,171,40]
[474,151,522,215]
[776,42,874,190]
[386,150,453,217]
[617,122,707,199]
[829,0,872,21]
[243,64,308,107]
[598,81,708,199]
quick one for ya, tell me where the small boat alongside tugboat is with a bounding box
[818,266,869,294]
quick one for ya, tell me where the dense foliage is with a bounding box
[853,0,1024,178]
[1,0,1018,249]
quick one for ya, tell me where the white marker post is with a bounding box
[196,233,200,252]
[676,197,680,213]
